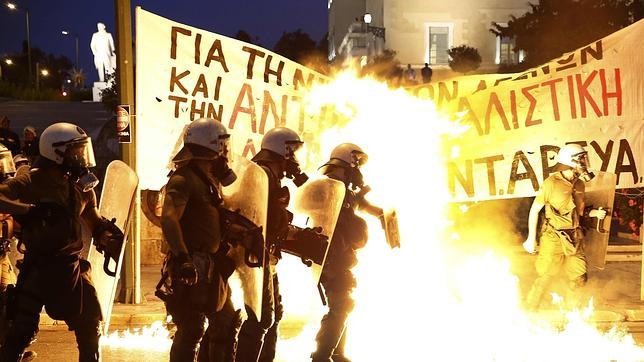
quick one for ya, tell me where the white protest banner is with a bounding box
[135,8,329,189]
[413,20,644,201]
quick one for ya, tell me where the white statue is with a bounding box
[90,22,116,82]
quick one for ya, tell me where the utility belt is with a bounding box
[545,222,582,255]
[162,251,218,286]
[156,250,231,313]
[22,252,80,268]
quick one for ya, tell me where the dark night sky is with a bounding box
[0,0,327,83]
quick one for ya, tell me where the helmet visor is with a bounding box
[62,137,96,168]
[218,134,231,159]
[352,151,368,168]
[573,152,590,169]
[285,140,303,161]
[0,149,16,176]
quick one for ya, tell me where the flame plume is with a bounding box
[104,72,644,361]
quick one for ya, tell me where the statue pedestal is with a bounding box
[92,81,108,102]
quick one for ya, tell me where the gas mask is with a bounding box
[284,141,308,187]
[211,157,237,186]
[348,167,365,191]
[573,153,595,182]
[577,168,595,182]
[70,167,99,192]
[285,159,308,187]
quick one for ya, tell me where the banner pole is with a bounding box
[115,0,141,304]
[638,197,644,300]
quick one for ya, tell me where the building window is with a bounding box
[496,35,518,64]
[428,26,451,65]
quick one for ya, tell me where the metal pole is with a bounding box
[639,199,644,300]
[114,0,140,304]
[75,35,79,70]
[26,9,32,87]
[35,61,39,92]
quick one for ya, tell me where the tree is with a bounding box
[233,30,259,45]
[1,41,73,89]
[100,72,118,113]
[491,0,643,70]
[301,33,331,74]
[361,49,400,80]
[273,29,317,63]
[447,45,482,74]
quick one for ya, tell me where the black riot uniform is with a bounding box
[161,163,236,361]
[234,149,292,362]
[311,145,372,362]
[158,118,239,362]
[201,126,308,362]
[0,122,117,362]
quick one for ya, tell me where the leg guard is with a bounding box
[198,290,242,362]
[564,273,588,309]
[237,270,275,362]
[525,275,553,311]
[311,291,354,362]
[236,310,267,362]
[258,274,282,362]
[202,308,242,362]
[66,276,103,362]
[0,325,37,362]
[73,321,101,362]
[169,307,206,362]
[1,272,41,362]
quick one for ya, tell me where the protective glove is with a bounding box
[174,253,198,286]
[589,208,607,220]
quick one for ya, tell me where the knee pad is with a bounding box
[330,296,355,318]
[174,320,206,346]
[208,309,242,342]
[245,304,274,332]
[241,315,268,338]
[571,273,588,289]
[72,319,101,338]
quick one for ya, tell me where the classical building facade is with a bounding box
[329,0,531,74]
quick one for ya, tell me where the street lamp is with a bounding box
[35,62,48,92]
[363,12,372,34]
[363,13,372,25]
[6,2,32,87]
[0,58,13,80]
[61,29,80,69]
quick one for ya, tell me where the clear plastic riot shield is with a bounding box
[290,177,345,283]
[221,156,268,319]
[88,160,138,335]
[584,170,616,270]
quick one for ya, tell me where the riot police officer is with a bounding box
[159,118,239,361]
[0,143,17,341]
[0,122,122,361]
[523,143,606,310]
[235,127,309,362]
[311,143,373,362]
